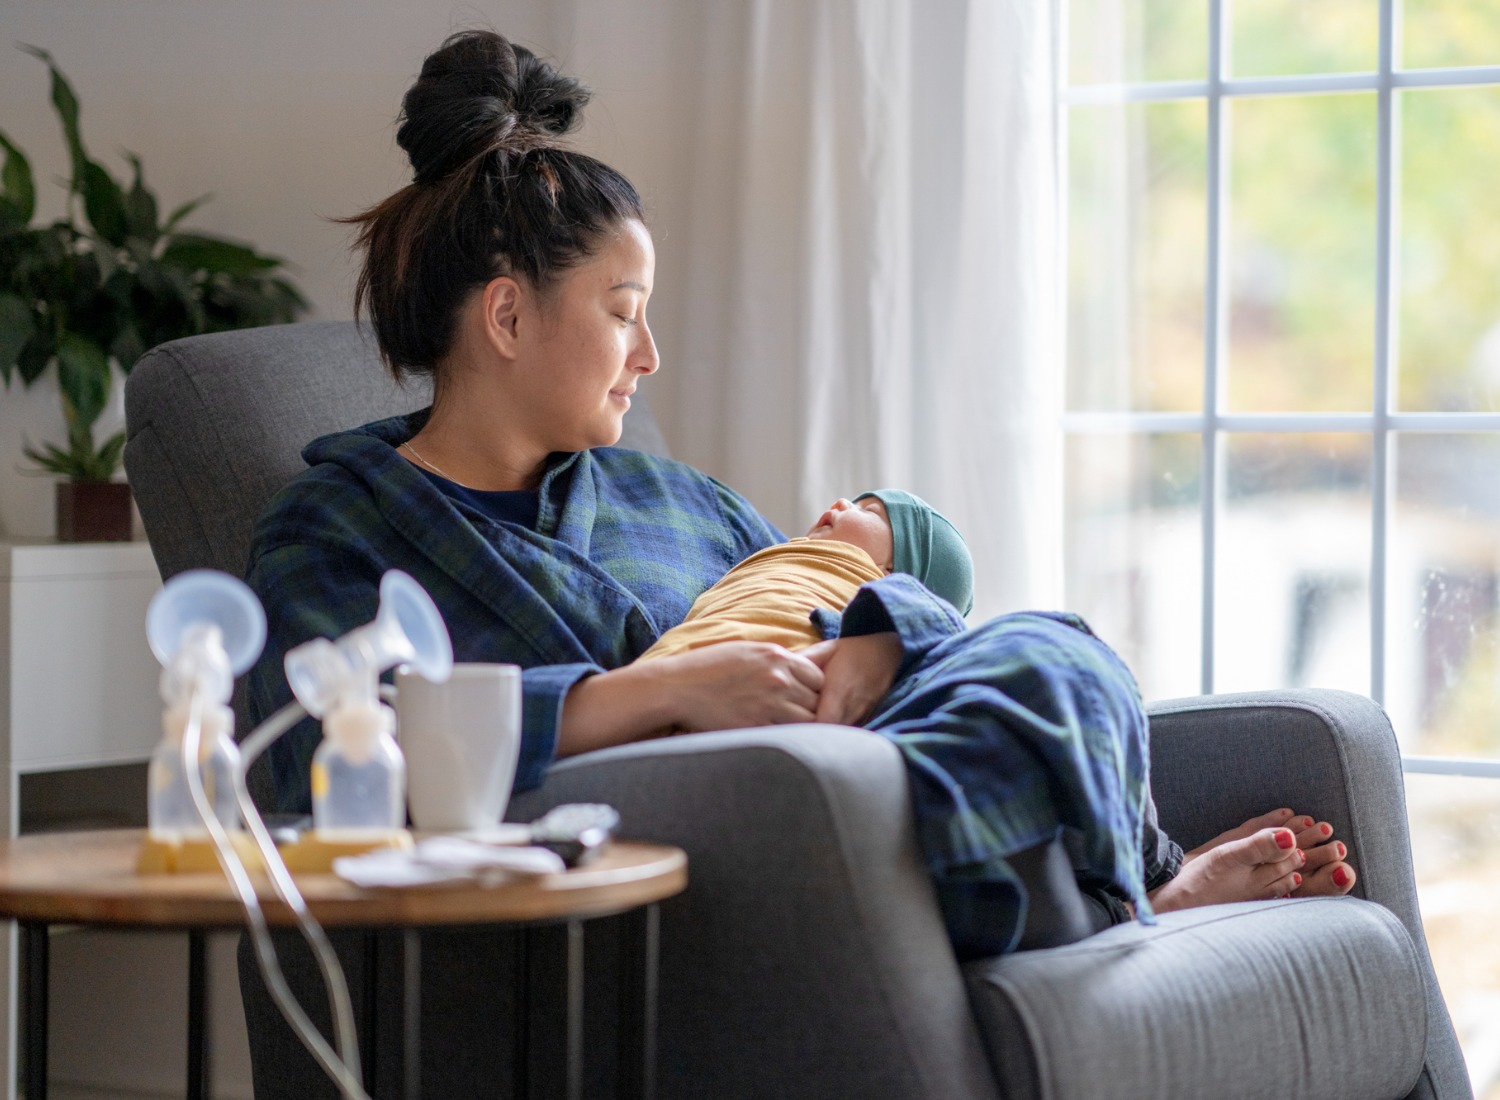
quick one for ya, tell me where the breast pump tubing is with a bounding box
[195,690,371,1100]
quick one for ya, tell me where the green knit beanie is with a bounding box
[854,489,974,615]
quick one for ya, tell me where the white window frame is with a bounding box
[1057,0,1500,779]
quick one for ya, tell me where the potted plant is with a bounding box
[0,46,306,541]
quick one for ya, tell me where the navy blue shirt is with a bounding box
[416,468,541,529]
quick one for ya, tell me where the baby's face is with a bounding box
[805,497,894,571]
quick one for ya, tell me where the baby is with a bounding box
[637,489,973,662]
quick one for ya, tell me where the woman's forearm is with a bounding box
[556,641,827,757]
[556,662,678,756]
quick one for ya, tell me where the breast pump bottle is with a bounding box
[310,680,404,836]
[284,571,453,841]
[149,629,240,837]
[144,571,267,841]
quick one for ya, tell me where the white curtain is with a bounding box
[670,0,1063,620]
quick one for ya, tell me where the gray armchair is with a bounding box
[125,321,1469,1100]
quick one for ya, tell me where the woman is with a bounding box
[247,30,1354,963]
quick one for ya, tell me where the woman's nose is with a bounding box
[633,321,660,375]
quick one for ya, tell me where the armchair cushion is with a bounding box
[967,897,1427,1100]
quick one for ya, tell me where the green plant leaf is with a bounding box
[93,430,126,478]
[121,153,158,243]
[161,193,210,234]
[80,160,127,245]
[92,238,118,283]
[54,333,110,432]
[21,429,118,480]
[16,332,54,385]
[109,323,145,372]
[0,294,37,383]
[22,439,84,478]
[0,131,37,226]
[20,45,89,192]
[160,233,280,276]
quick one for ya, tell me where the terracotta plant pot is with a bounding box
[56,480,133,543]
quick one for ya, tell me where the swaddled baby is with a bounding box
[637,489,973,662]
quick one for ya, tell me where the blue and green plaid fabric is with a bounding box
[247,409,1153,947]
[246,408,785,813]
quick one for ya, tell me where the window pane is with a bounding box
[1065,432,1202,701]
[1068,102,1207,412]
[1403,0,1500,70]
[1227,94,1377,412]
[1406,772,1500,1100]
[1231,0,1377,77]
[1070,0,1207,85]
[1388,434,1500,758]
[1215,433,1371,694]
[1397,87,1500,412]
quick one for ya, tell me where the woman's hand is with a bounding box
[559,642,824,756]
[802,632,903,727]
[661,641,826,732]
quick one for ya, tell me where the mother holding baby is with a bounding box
[244,27,1356,1094]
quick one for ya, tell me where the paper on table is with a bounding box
[333,837,567,888]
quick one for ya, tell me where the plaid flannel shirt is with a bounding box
[247,410,1152,944]
[247,409,790,813]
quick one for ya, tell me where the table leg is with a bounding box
[516,921,585,1100]
[562,921,582,1100]
[361,932,379,1096]
[187,931,209,1100]
[615,905,660,1100]
[511,927,531,1100]
[19,923,46,1100]
[402,929,421,1100]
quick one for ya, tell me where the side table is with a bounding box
[0,829,687,1100]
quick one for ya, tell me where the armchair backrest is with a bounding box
[123,320,671,584]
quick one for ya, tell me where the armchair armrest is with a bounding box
[1146,688,1469,1100]
[508,725,1001,1100]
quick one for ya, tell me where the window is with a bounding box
[1060,2,1500,1091]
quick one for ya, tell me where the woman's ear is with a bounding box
[480,276,523,360]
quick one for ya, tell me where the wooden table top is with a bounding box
[0,830,687,930]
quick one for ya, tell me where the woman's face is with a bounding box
[512,217,659,452]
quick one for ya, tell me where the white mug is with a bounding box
[394,663,522,832]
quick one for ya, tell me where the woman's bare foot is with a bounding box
[1281,813,1358,897]
[1148,808,1356,913]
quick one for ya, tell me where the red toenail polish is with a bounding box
[1320,824,1331,837]
[1336,842,1346,859]
[1275,829,1295,849]
[1292,873,1303,887]
[1333,868,1350,887]
[1295,850,1306,864]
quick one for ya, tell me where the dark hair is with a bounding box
[343,31,644,381]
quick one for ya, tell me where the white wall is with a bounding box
[0,0,710,537]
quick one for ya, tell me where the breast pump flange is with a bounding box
[140,569,267,872]
[279,570,453,865]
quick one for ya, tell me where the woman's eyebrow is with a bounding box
[610,280,648,292]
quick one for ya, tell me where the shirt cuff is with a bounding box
[518,663,602,791]
[840,574,966,672]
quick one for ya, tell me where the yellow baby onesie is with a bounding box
[635,538,885,661]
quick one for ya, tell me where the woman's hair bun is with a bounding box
[397,30,591,184]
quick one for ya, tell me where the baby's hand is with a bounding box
[804,633,902,726]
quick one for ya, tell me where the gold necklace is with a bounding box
[400,440,468,488]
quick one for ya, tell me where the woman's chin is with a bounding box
[574,419,626,452]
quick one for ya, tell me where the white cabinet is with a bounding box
[0,540,162,1099]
